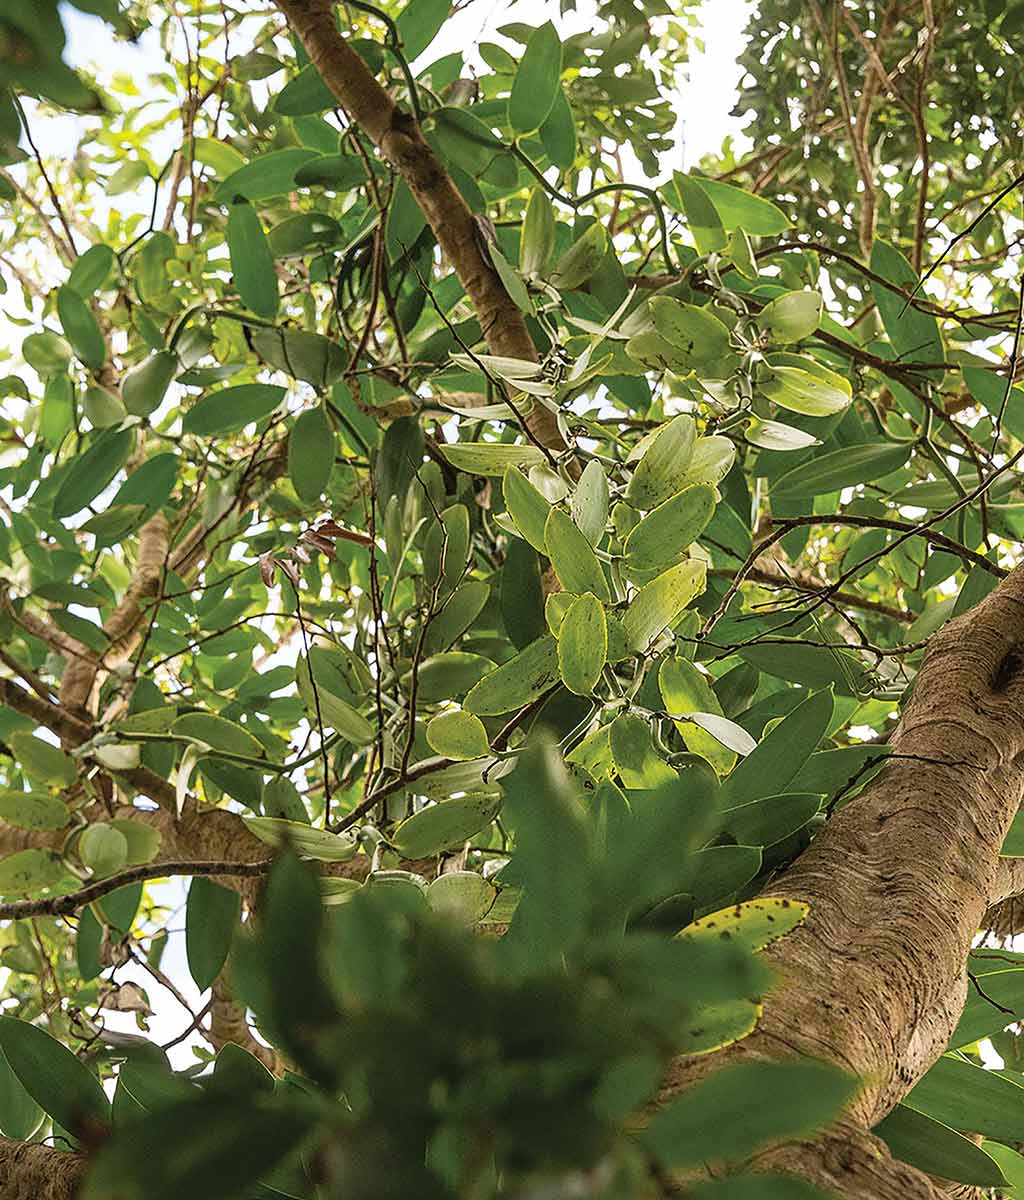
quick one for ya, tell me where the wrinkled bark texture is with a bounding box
[0,1138,85,1199]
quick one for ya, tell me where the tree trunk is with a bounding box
[659,564,1024,1194]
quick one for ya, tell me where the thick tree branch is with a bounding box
[274,0,565,454]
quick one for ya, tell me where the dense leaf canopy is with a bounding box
[1,1,1024,1197]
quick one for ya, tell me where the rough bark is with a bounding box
[0,1138,85,1200]
[661,563,1024,1196]
[273,0,566,456]
[210,976,284,1075]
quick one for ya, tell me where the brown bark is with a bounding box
[210,976,284,1075]
[273,0,566,456]
[661,564,1024,1196]
[59,513,169,718]
[0,1138,85,1200]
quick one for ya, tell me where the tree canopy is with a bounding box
[1,1,1024,1197]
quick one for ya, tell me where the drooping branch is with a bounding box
[274,0,565,454]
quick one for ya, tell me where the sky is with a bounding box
[60,0,755,171]
[30,0,756,1068]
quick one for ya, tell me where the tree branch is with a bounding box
[273,0,565,454]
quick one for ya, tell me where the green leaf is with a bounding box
[760,364,851,416]
[721,688,834,807]
[0,1017,109,1136]
[9,732,76,786]
[904,1055,1024,1141]
[746,416,820,451]
[0,850,63,894]
[433,106,509,177]
[772,442,912,498]
[509,22,563,135]
[756,290,823,343]
[874,1104,1006,1187]
[737,641,871,696]
[215,149,318,202]
[672,173,727,255]
[550,222,607,291]
[502,742,590,961]
[243,817,357,861]
[250,327,345,387]
[289,404,335,502]
[660,655,739,774]
[182,383,286,436]
[544,507,610,599]
[982,1141,1024,1192]
[539,85,577,169]
[625,415,697,510]
[186,877,241,991]
[570,460,609,546]
[106,159,150,195]
[0,789,69,830]
[23,331,71,376]
[385,179,427,261]
[273,62,334,116]
[52,428,133,518]
[623,559,706,650]
[464,634,560,715]
[427,871,496,924]
[66,244,114,297]
[520,186,556,277]
[171,713,265,759]
[720,792,822,847]
[81,384,125,428]
[267,211,341,257]
[79,823,128,877]
[677,897,809,951]
[425,710,490,760]
[442,442,545,475]
[391,794,501,857]
[642,1058,857,1168]
[870,239,944,379]
[56,285,105,369]
[409,652,496,702]
[396,0,451,59]
[951,967,1024,1046]
[688,176,791,235]
[649,298,732,366]
[609,713,676,788]
[686,844,762,905]
[501,539,546,649]
[423,579,490,656]
[121,350,178,418]
[1001,808,1024,855]
[423,502,470,598]
[503,465,552,551]
[624,484,716,570]
[227,199,278,319]
[0,1047,44,1140]
[558,592,607,695]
